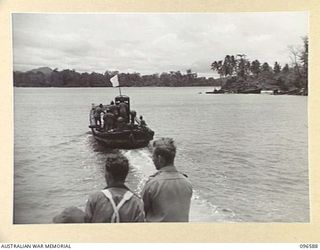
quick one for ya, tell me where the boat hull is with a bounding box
[91,127,154,149]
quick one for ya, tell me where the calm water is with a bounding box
[14,87,309,223]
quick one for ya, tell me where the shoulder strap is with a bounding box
[101,189,134,223]
[101,189,119,222]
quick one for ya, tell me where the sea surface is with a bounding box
[13,87,309,223]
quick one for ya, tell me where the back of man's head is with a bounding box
[105,153,129,181]
[53,206,86,223]
[153,138,176,164]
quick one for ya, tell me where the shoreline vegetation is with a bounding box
[13,38,308,95]
[209,37,308,96]
[13,67,217,88]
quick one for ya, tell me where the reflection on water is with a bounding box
[14,87,308,223]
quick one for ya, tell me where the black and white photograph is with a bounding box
[12,12,309,225]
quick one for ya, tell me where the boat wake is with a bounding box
[87,135,119,154]
[121,148,155,194]
[121,148,237,222]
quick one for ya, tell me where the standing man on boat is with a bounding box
[139,115,147,127]
[130,110,137,125]
[141,138,193,222]
[94,104,105,128]
[118,101,129,123]
[85,153,145,223]
[109,101,118,117]
[109,101,119,128]
[103,109,115,131]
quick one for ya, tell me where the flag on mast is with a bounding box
[110,74,119,87]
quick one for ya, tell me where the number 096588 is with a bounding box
[300,244,318,248]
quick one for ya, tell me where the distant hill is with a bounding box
[28,67,53,76]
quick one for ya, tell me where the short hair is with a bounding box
[153,138,176,164]
[53,206,86,223]
[105,153,129,181]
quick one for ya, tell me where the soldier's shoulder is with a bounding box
[131,192,144,203]
[150,171,162,178]
[145,171,162,183]
[91,190,104,196]
[87,190,104,201]
[179,172,189,178]
[125,189,142,200]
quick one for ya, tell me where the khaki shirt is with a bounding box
[141,166,193,222]
[94,107,104,118]
[119,103,128,115]
[85,186,145,223]
[103,113,115,124]
[109,105,118,115]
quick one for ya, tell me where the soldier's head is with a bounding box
[104,153,129,185]
[53,206,86,223]
[117,117,124,123]
[152,138,176,169]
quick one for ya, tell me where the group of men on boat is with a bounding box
[93,101,146,132]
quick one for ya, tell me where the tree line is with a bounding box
[211,37,308,93]
[13,68,217,87]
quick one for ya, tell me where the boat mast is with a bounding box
[118,85,122,96]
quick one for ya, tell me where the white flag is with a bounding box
[110,74,119,87]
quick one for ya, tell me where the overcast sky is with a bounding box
[12,12,308,77]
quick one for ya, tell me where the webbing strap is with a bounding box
[101,189,134,223]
